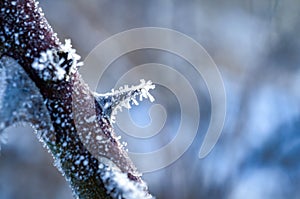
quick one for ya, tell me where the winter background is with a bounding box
[1,0,300,199]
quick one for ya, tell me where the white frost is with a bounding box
[96,135,102,141]
[94,79,155,123]
[99,164,154,199]
[31,39,83,81]
[84,115,96,123]
[54,65,66,80]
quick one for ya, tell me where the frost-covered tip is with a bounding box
[94,79,155,123]
[31,39,83,81]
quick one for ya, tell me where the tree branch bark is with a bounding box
[0,0,153,198]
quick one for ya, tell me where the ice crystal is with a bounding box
[94,79,155,123]
[84,115,96,123]
[31,39,83,81]
[0,0,60,61]
[99,164,154,199]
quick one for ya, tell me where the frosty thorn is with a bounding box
[94,79,155,123]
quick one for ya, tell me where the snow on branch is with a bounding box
[99,164,153,199]
[0,0,155,198]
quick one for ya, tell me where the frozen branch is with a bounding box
[0,0,154,198]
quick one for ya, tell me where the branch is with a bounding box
[0,0,154,198]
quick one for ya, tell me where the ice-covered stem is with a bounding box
[0,0,154,198]
[0,0,60,81]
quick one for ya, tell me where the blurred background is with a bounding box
[1,0,300,198]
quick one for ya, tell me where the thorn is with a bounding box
[93,80,155,123]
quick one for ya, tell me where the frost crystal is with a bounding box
[31,39,83,81]
[99,164,154,199]
[94,79,155,123]
[84,115,96,123]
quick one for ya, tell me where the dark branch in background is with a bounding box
[0,0,154,198]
